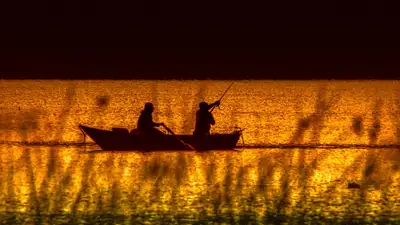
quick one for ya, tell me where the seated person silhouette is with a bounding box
[193,100,220,136]
[136,102,165,136]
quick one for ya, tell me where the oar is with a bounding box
[210,81,235,112]
[161,124,195,150]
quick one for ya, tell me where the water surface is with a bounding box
[0,80,399,224]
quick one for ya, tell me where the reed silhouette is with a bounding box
[311,88,328,144]
[392,89,400,146]
[151,82,159,124]
[15,117,42,224]
[70,153,95,215]
[182,82,206,134]
[353,99,384,201]
[368,99,382,145]
[109,180,122,215]
[0,109,42,146]
[165,92,176,132]
[39,85,76,215]
[352,116,364,135]
[290,118,310,144]
[289,87,338,145]
[180,86,191,134]
[144,155,170,199]
[297,149,311,205]
[2,144,400,224]
[274,152,293,216]
[2,81,400,224]
[5,152,16,213]
[51,153,81,213]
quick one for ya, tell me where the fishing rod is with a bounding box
[210,81,235,112]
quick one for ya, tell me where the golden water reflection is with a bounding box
[0,146,399,223]
[0,80,400,223]
[1,80,399,146]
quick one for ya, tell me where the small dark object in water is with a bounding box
[348,182,361,189]
[96,96,110,107]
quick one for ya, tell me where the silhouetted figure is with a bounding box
[137,102,164,135]
[193,100,220,136]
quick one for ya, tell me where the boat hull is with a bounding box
[79,125,242,151]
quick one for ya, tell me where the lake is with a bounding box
[0,80,399,224]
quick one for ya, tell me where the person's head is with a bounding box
[199,102,208,111]
[144,102,154,113]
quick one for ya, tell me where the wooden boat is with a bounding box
[79,125,243,151]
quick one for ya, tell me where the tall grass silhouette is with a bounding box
[182,82,206,134]
[151,81,159,124]
[39,85,76,216]
[1,80,400,224]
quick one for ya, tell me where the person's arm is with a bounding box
[209,113,215,125]
[208,100,221,110]
[152,121,164,127]
[149,114,163,127]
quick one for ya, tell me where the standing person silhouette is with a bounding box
[137,102,165,135]
[193,100,220,136]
